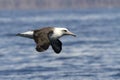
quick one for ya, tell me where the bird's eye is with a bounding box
[63,30,67,32]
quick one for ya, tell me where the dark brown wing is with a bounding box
[33,27,53,52]
[49,39,62,54]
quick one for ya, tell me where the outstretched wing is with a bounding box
[50,39,62,54]
[33,30,50,52]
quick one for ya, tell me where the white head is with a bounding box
[51,27,76,39]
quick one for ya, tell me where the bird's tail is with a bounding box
[16,31,34,39]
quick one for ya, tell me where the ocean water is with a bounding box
[0,9,120,80]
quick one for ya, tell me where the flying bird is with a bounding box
[17,27,76,54]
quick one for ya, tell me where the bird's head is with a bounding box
[52,27,76,38]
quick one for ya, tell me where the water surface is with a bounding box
[0,9,120,80]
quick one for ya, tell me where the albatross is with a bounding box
[17,27,76,54]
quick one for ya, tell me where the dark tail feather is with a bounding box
[16,33,21,36]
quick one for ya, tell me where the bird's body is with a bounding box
[17,27,76,54]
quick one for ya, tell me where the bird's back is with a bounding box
[33,27,53,52]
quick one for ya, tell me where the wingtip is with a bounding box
[55,51,61,54]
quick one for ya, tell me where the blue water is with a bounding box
[0,9,120,80]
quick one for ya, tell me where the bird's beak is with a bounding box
[67,31,76,37]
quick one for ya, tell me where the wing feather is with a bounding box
[33,28,52,52]
[50,39,62,54]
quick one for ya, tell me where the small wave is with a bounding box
[0,13,120,23]
[2,33,17,37]
[0,18,12,23]
[16,13,120,22]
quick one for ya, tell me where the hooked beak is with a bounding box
[66,31,76,37]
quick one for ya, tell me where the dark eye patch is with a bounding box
[63,30,67,32]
